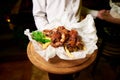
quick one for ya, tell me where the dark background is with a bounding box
[0,0,36,61]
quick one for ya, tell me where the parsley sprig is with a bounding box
[31,31,51,44]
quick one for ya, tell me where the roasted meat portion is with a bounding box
[65,29,84,52]
[43,26,84,52]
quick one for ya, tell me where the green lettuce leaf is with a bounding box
[31,31,51,44]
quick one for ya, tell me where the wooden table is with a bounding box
[27,42,97,80]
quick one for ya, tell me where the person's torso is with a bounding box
[46,0,82,23]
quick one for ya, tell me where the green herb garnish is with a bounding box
[31,31,51,44]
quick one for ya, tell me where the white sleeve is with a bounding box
[81,7,98,19]
[32,0,49,30]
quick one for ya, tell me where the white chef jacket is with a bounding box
[32,0,98,30]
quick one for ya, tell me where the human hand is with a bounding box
[97,9,120,24]
[97,9,113,21]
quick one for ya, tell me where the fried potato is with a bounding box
[64,46,74,58]
[42,42,51,49]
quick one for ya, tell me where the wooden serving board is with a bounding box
[27,42,97,74]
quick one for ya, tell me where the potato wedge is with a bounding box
[64,46,74,58]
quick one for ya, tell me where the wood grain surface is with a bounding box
[27,42,97,74]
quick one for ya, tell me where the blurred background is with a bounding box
[0,0,119,80]
[0,0,36,62]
